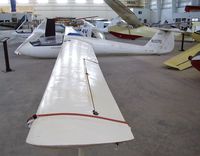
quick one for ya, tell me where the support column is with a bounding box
[10,0,16,12]
[180,33,185,51]
[1,38,13,73]
[78,148,85,156]
[157,0,161,22]
[172,0,176,14]
[171,0,177,22]
[144,0,150,9]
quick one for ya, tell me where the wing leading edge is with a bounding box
[26,39,133,147]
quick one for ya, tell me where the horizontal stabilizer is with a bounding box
[164,43,200,70]
[154,27,191,35]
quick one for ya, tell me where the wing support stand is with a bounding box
[0,37,14,73]
[78,148,85,156]
[180,33,185,51]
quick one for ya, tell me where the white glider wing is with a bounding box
[26,39,134,147]
[104,0,142,28]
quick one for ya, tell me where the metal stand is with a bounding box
[78,148,85,156]
[180,33,185,51]
[1,37,13,72]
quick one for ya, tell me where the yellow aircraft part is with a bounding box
[192,32,200,42]
[108,25,156,38]
[164,43,200,70]
[108,25,193,41]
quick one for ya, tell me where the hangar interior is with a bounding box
[0,0,200,156]
[1,0,200,21]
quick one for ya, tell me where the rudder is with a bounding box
[145,30,174,54]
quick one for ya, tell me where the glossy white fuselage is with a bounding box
[15,27,174,58]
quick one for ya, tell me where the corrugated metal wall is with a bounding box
[149,0,200,23]
[0,0,199,22]
[0,0,146,19]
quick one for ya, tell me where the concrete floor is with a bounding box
[0,34,200,156]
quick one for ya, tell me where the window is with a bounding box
[75,0,86,4]
[0,0,8,4]
[182,18,186,22]
[93,0,103,4]
[175,18,181,22]
[17,0,29,4]
[192,18,198,22]
[57,0,68,4]
[37,0,48,4]
[138,11,142,14]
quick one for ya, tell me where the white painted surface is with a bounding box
[193,55,200,61]
[15,20,63,58]
[16,26,175,58]
[26,39,133,147]
[69,30,174,55]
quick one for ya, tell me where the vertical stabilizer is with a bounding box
[144,30,174,54]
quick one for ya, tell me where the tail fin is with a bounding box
[145,30,174,54]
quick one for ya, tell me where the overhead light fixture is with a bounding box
[75,0,86,4]
[0,0,8,4]
[93,0,104,4]
[37,0,48,4]
[17,0,29,4]
[57,0,68,4]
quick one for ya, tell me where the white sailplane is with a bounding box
[15,19,175,58]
